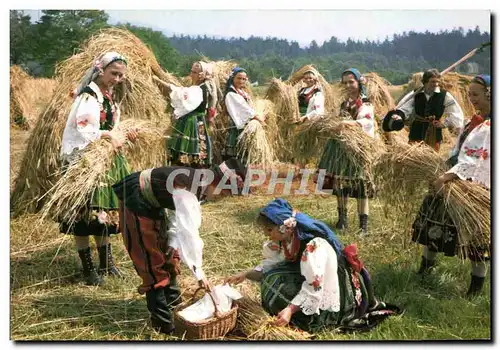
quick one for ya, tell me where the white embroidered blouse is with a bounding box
[254,237,341,316]
[301,86,325,121]
[342,98,376,138]
[225,87,255,130]
[169,84,204,119]
[60,81,120,159]
[447,119,491,189]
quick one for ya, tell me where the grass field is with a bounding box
[9,84,490,341]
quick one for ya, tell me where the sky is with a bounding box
[22,9,491,48]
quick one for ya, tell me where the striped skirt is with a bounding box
[317,138,374,199]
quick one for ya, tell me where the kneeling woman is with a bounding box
[225,198,399,333]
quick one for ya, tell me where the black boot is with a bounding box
[98,243,123,277]
[146,288,175,334]
[78,247,104,286]
[417,256,436,274]
[359,214,369,235]
[335,208,348,230]
[164,276,182,308]
[466,274,485,297]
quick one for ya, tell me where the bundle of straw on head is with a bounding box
[210,60,238,102]
[11,27,176,216]
[38,120,166,225]
[373,142,447,215]
[265,78,300,122]
[440,72,475,118]
[443,179,490,249]
[265,78,300,162]
[364,72,395,121]
[286,64,338,114]
[235,296,313,341]
[236,99,277,171]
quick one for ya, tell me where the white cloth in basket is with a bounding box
[177,284,242,323]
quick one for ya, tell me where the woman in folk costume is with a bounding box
[223,67,265,161]
[60,52,137,286]
[112,157,247,334]
[168,61,217,168]
[383,69,464,151]
[412,75,491,297]
[297,69,325,123]
[317,68,376,235]
[225,198,399,333]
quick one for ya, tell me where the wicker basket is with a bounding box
[173,287,238,340]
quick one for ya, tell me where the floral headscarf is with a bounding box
[73,51,128,97]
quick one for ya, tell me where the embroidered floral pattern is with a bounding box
[464,146,489,160]
[351,273,363,306]
[301,240,319,262]
[77,119,88,128]
[309,275,323,291]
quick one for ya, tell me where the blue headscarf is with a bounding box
[474,74,491,87]
[342,68,367,97]
[473,74,491,102]
[225,67,248,94]
[259,198,343,256]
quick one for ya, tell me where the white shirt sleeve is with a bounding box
[305,91,325,121]
[290,238,341,315]
[446,121,490,189]
[396,91,415,119]
[170,85,204,119]
[168,189,206,281]
[254,241,286,273]
[355,102,376,138]
[75,93,102,142]
[225,92,255,129]
[442,92,464,130]
[60,93,102,157]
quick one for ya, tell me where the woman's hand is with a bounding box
[273,304,299,327]
[198,277,211,291]
[126,127,139,142]
[223,271,247,286]
[110,135,123,151]
[253,115,266,124]
[299,115,309,123]
[433,173,458,193]
[432,119,445,129]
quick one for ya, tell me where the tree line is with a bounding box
[10,10,491,85]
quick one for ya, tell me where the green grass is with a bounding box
[10,194,491,341]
